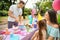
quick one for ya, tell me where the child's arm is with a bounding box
[42,30,47,40]
[31,30,39,40]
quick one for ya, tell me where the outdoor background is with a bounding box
[0,0,60,30]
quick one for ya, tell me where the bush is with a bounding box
[0,1,11,10]
[0,10,8,16]
[36,2,53,16]
[24,8,31,16]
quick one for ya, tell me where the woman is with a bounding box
[31,19,47,40]
[44,10,59,40]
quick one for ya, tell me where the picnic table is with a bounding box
[0,27,37,40]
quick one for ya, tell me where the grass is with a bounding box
[0,15,60,24]
[0,16,8,23]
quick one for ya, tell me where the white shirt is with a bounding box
[32,18,37,24]
[8,5,22,22]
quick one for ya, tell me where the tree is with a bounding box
[24,8,31,15]
[22,0,28,18]
[36,2,52,16]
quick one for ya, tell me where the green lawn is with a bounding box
[0,16,8,23]
[0,15,60,24]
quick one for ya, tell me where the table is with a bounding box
[2,28,37,40]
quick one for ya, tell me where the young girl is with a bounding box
[18,15,24,25]
[32,14,37,28]
[31,19,46,40]
[18,15,25,30]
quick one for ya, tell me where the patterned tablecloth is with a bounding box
[2,28,37,40]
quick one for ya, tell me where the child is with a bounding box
[18,15,24,25]
[31,19,46,40]
[18,15,26,30]
[32,14,37,28]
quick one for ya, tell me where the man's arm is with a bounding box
[8,10,16,19]
[8,10,18,22]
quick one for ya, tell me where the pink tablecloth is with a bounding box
[2,28,37,40]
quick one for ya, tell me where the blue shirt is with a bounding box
[28,15,33,24]
[47,24,59,39]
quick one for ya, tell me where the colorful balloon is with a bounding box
[52,0,60,11]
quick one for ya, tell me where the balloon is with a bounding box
[52,0,60,11]
[38,13,42,21]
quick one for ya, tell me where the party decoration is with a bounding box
[52,0,60,11]
[38,13,42,21]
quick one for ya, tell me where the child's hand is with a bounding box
[27,24,32,28]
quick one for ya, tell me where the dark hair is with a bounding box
[38,19,46,40]
[47,10,58,24]
[19,1,25,4]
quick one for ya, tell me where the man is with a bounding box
[8,1,25,28]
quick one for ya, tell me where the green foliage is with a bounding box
[24,8,31,16]
[0,0,12,10]
[0,10,8,16]
[36,2,41,9]
[0,0,12,16]
[36,2,53,16]
[40,2,52,12]
[58,14,60,24]
[0,2,10,10]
